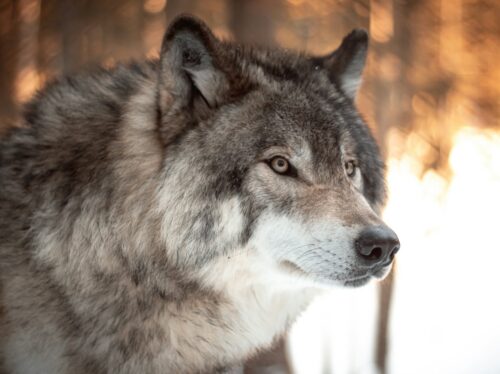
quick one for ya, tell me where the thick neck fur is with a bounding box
[111,77,321,372]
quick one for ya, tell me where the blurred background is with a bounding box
[1,0,499,373]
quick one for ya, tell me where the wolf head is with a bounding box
[156,16,399,289]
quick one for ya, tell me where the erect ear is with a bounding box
[318,29,368,100]
[157,15,231,144]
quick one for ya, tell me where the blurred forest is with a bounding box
[0,0,499,373]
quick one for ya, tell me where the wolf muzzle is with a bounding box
[355,225,400,268]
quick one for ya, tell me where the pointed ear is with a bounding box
[157,16,231,144]
[319,29,368,100]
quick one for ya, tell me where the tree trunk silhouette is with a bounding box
[38,0,63,83]
[228,0,282,46]
[0,0,19,130]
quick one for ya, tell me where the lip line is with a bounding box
[280,261,385,283]
[344,275,372,285]
[344,273,372,282]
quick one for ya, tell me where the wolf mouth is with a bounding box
[281,259,387,287]
[343,275,372,287]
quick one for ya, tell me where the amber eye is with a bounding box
[270,156,290,174]
[345,161,357,177]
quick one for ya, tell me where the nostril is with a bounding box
[390,244,400,260]
[365,246,383,261]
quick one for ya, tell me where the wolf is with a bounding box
[0,15,399,373]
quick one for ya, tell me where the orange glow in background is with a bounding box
[0,0,499,372]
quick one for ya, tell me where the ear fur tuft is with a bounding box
[320,29,369,100]
[159,15,228,108]
[156,15,231,145]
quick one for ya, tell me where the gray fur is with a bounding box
[0,15,396,373]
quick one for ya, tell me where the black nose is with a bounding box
[355,226,400,266]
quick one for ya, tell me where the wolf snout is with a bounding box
[355,226,400,267]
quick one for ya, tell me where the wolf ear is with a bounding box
[319,29,368,100]
[157,16,231,143]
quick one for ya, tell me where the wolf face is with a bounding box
[156,17,399,290]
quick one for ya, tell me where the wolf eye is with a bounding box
[345,161,357,177]
[270,157,289,174]
[266,156,298,177]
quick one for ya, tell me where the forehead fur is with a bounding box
[217,40,336,94]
